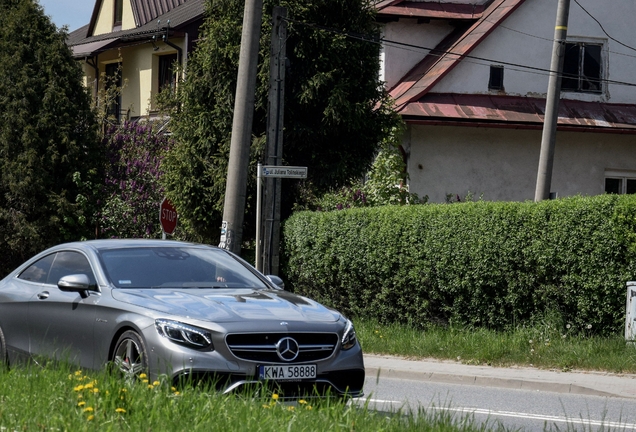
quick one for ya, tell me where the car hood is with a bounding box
[111,288,340,323]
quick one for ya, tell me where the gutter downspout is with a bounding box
[162,23,182,67]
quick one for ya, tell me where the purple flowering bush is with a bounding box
[100,122,173,238]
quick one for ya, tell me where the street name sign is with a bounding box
[261,165,307,178]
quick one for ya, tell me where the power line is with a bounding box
[572,0,636,53]
[285,17,636,89]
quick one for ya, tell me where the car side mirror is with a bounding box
[266,275,285,290]
[58,274,91,298]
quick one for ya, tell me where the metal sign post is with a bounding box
[255,164,307,272]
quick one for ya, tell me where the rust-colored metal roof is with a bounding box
[377,1,486,20]
[401,93,636,133]
[389,0,526,112]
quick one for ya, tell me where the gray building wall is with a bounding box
[406,125,636,203]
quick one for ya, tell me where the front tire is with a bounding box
[112,330,148,380]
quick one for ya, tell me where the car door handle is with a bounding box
[37,291,50,300]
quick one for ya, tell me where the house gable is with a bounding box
[88,0,188,37]
[385,0,526,112]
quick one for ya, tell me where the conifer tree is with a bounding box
[0,0,101,275]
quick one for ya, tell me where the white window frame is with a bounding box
[605,169,636,194]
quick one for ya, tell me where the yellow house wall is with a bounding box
[94,0,135,35]
[93,0,114,36]
[122,0,135,30]
[93,38,185,117]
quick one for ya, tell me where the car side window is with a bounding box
[18,254,56,283]
[46,251,97,287]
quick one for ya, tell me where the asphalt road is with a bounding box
[358,354,636,431]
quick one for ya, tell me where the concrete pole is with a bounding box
[262,6,287,275]
[219,0,264,254]
[534,0,570,202]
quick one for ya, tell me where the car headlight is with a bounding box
[341,319,357,350]
[155,319,214,350]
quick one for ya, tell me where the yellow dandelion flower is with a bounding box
[305,406,313,410]
[74,385,85,392]
[87,415,95,421]
[298,399,307,405]
[83,407,94,413]
[92,388,99,394]
[115,408,126,414]
[173,391,180,396]
[153,381,160,386]
[171,387,177,392]
[75,370,83,376]
[272,394,279,400]
[142,379,149,384]
[84,383,94,390]
[139,373,147,379]
[148,385,154,389]
[77,394,83,400]
[77,401,86,407]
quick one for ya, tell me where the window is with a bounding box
[19,254,55,283]
[114,0,123,29]
[488,65,504,90]
[46,252,97,287]
[562,42,602,93]
[18,252,96,287]
[158,54,178,92]
[605,177,636,194]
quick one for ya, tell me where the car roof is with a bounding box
[56,239,216,252]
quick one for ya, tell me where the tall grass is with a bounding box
[0,362,506,431]
[356,318,636,373]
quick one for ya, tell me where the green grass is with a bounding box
[356,318,636,373]
[0,363,506,431]
[4,318,635,430]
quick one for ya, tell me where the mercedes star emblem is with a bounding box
[276,337,300,362]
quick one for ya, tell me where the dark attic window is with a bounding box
[489,65,504,90]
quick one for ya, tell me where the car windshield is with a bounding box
[98,246,268,289]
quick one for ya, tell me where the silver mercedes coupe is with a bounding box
[0,239,364,397]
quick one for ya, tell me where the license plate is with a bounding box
[258,364,317,381]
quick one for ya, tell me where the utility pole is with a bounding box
[534,0,570,202]
[261,6,287,275]
[219,0,264,254]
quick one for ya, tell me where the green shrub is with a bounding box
[282,195,636,336]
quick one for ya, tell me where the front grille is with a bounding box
[226,332,338,363]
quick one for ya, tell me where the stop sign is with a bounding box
[159,198,178,235]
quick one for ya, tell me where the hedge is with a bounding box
[281,194,636,336]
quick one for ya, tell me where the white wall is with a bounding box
[407,125,636,203]
[382,20,453,89]
[383,0,636,103]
